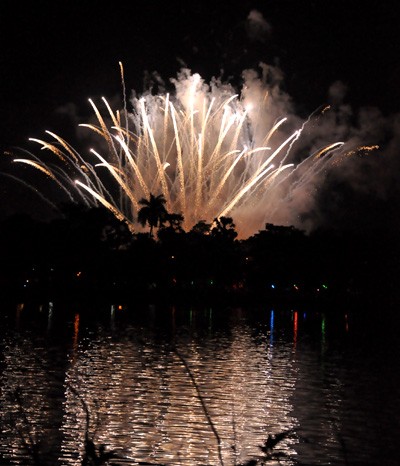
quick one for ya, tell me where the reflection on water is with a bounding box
[59,308,297,465]
[1,301,400,465]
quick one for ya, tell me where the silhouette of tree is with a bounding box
[164,212,185,232]
[190,219,212,236]
[211,216,238,242]
[157,212,185,244]
[137,193,168,238]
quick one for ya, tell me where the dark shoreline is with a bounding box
[1,280,391,315]
[1,207,399,321]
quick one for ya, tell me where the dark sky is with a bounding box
[1,0,400,231]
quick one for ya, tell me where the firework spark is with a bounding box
[13,64,360,238]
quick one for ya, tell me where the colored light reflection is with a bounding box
[293,310,298,348]
[15,303,24,328]
[321,314,326,352]
[71,313,80,363]
[47,302,54,332]
[270,309,274,346]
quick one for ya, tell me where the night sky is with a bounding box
[1,0,400,232]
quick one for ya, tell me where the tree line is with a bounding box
[0,193,398,307]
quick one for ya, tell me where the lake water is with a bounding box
[0,297,399,466]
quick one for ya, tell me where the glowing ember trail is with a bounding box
[13,63,369,238]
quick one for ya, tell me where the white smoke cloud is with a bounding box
[246,9,272,42]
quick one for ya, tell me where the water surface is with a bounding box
[1,299,399,465]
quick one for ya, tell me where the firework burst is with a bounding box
[13,63,366,238]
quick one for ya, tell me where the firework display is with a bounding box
[13,64,355,237]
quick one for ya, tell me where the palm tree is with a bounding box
[137,193,167,237]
